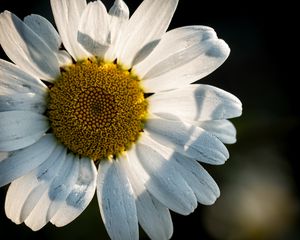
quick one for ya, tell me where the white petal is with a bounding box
[0,152,9,161]
[0,11,60,80]
[149,84,242,121]
[24,154,79,231]
[0,60,47,113]
[50,157,97,227]
[129,134,197,215]
[105,0,129,61]
[145,117,229,165]
[5,144,65,224]
[123,153,173,240]
[0,59,47,95]
[138,31,230,92]
[50,0,90,60]
[78,0,110,57]
[23,14,73,69]
[135,26,214,76]
[0,111,49,151]
[174,153,220,205]
[57,50,73,66]
[108,0,129,40]
[17,146,66,224]
[97,159,138,240]
[0,134,57,187]
[197,120,237,144]
[117,0,178,68]
[0,93,46,114]
[46,154,80,219]
[24,14,61,51]
[5,174,36,224]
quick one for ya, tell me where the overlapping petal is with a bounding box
[174,153,220,205]
[5,144,66,224]
[134,26,230,92]
[78,0,110,57]
[0,11,60,80]
[130,134,198,215]
[117,0,178,68]
[145,117,229,165]
[148,84,242,121]
[5,146,96,229]
[50,157,96,227]
[105,0,129,61]
[197,120,237,144]
[0,134,57,187]
[123,153,173,240]
[50,0,90,60]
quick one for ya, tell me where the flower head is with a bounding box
[0,0,242,239]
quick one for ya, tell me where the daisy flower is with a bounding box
[0,0,242,239]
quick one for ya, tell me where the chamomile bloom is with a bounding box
[0,0,242,239]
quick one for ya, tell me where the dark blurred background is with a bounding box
[0,0,299,239]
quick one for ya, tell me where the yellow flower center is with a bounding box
[48,59,148,161]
